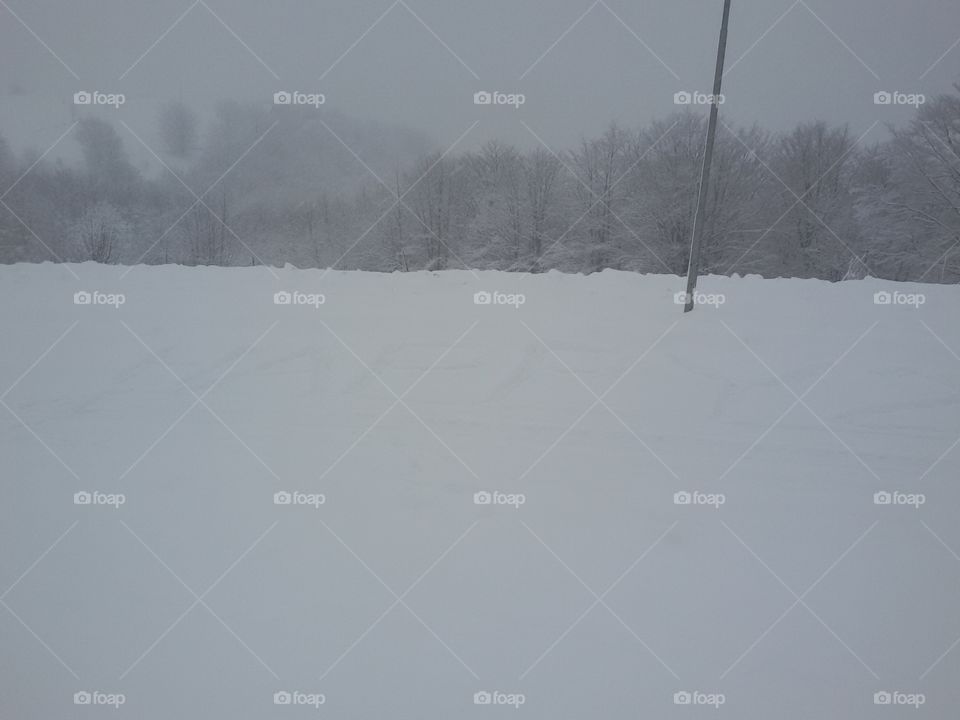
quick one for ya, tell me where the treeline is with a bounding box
[1,87,958,282]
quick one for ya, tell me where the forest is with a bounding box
[1,84,959,282]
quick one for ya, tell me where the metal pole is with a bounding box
[683,0,732,312]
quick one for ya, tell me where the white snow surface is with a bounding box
[1,263,959,718]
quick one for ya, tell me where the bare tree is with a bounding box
[70,201,129,263]
[770,121,857,279]
[523,148,562,269]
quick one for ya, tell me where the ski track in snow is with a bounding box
[0,263,958,718]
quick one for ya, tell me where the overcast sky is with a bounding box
[2,0,959,164]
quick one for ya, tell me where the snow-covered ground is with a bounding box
[1,263,958,718]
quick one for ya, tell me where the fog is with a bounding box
[3,0,959,159]
[4,3,960,719]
